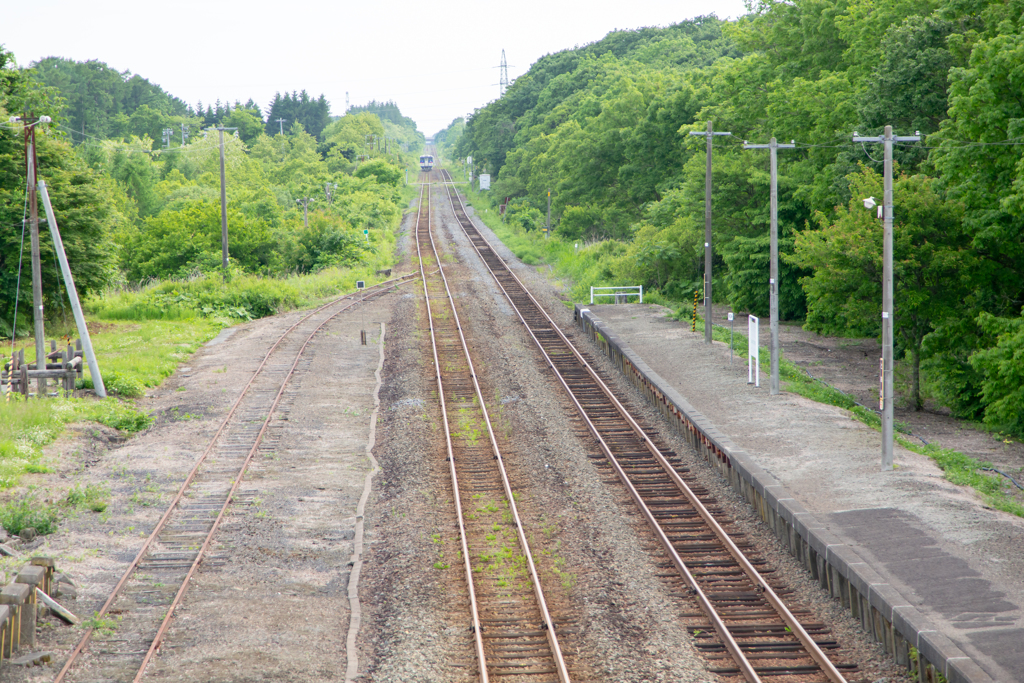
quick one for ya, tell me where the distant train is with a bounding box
[419,154,434,171]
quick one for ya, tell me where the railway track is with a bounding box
[55,273,417,683]
[438,169,856,683]
[415,175,573,683]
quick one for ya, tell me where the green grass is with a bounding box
[682,312,1024,519]
[64,483,110,512]
[0,208,408,491]
[0,493,60,535]
[460,186,674,307]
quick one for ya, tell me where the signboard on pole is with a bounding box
[748,315,760,387]
[479,174,490,190]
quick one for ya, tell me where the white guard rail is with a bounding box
[590,286,643,304]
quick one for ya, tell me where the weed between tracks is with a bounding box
[470,495,531,594]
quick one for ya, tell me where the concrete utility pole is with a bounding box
[276,118,286,135]
[852,126,920,471]
[38,181,106,398]
[689,122,731,344]
[162,128,173,148]
[545,190,552,237]
[296,197,313,229]
[211,127,238,270]
[743,137,795,396]
[181,124,189,145]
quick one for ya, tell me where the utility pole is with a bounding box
[853,126,920,471]
[275,118,286,136]
[743,137,795,395]
[689,121,731,344]
[545,190,552,238]
[211,127,238,270]
[17,113,50,396]
[296,197,313,229]
[181,124,189,145]
[324,182,337,206]
[162,127,173,148]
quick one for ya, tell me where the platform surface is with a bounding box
[585,303,1024,682]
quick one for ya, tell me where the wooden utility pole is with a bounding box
[23,113,46,396]
[689,122,731,344]
[853,126,920,470]
[743,137,795,395]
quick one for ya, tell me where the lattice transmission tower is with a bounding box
[499,50,509,96]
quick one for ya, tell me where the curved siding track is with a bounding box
[55,274,417,683]
[438,169,856,683]
[415,174,574,682]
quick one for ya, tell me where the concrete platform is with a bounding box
[575,303,1024,683]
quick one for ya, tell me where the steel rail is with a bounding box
[414,178,489,682]
[55,272,418,683]
[439,171,847,683]
[419,176,571,681]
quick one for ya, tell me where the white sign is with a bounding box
[479,174,491,190]
[748,315,760,387]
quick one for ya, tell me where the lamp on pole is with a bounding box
[852,126,920,470]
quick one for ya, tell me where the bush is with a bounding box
[91,400,153,433]
[104,371,145,398]
[0,495,60,536]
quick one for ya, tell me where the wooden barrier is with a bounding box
[1,339,83,398]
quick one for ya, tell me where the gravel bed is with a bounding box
[444,189,912,683]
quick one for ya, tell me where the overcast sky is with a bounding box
[4,0,748,136]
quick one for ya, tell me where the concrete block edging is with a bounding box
[573,306,994,683]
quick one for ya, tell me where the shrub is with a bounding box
[0,495,60,536]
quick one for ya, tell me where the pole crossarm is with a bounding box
[742,141,796,150]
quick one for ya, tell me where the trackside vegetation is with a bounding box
[444,2,1024,441]
[0,47,418,496]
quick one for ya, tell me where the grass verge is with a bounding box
[673,309,1024,518]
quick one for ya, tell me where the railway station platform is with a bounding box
[574,303,1024,683]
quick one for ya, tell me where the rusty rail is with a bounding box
[55,272,417,682]
[417,172,571,682]
[439,170,850,683]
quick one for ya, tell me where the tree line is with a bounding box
[1,47,423,336]
[447,0,1024,434]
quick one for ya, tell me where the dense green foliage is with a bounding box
[30,57,191,142]
[264,90,331,139]
[1,45,420,341]
[451,2,1024,432]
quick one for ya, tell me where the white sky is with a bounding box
[3,0,748,136]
